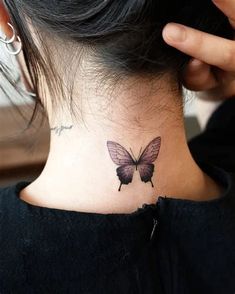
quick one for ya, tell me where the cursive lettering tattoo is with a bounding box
[50,125,73,136]
[107,137,161,191]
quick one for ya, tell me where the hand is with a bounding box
[162,0,235,101]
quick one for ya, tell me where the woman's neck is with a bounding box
[20,76,222,213]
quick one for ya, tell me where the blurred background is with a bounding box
[0,40,219,187]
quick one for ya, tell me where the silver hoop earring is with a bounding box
[0,22,22,55]
[0,22,16,44]
[5,35,22,55]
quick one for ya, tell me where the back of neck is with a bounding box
[20,76,222,213]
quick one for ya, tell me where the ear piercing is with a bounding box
[0,22,22,55]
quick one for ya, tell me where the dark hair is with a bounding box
[2,0,233,126]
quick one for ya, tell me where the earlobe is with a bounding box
[0,1,11,37]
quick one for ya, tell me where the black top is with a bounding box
[1,99,235,294]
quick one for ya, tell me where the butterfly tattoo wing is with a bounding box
[138,164,155,184]
[138,137,161,184]
[107,141,136,189]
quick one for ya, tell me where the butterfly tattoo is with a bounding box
[107,137,161,191]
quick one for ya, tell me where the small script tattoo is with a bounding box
[107,137,161,192]
[50,125,73,136]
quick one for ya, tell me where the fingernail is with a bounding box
[164,24,186,42]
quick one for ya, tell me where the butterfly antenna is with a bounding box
[137,147,143,161]
[130,148,137,162]
[150,180,154,188]
[118,183,122,192]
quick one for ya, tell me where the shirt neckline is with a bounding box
[10,163,235,219]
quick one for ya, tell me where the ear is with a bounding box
[0,1,12,38]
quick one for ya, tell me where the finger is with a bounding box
[197,80,235,101]
[212,0,235,29]
[162,23,235,72]
[183,59,218,91]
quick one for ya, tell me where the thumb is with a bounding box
[183,59,218,91]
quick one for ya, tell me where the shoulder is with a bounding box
[0,182,21,213]
[157,168,235,291]
[0,184,15,214]
[0,181,32,235]
[0,183,31,286]
[159,165,235,237]
[0,181,30,229]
